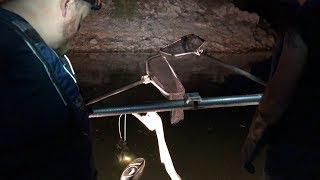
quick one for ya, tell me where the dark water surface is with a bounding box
[69,52,271,180]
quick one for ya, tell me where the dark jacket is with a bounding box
[241,0,320,175]
[0,8,95,180]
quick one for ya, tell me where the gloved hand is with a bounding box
[132,112,160,131]
[132,112,182,180]
[241,138,257,174]
[241,109,268,174]
[244,161,255,174]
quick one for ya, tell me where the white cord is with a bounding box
[64,55,76,75]
[124,114,127,142]
[118,114,127,141]
[118,114,123,140]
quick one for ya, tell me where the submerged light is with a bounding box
[116,139,136,166]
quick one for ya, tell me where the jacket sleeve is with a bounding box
[241,28,308,164]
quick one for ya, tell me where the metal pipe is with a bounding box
[89,94,262,118]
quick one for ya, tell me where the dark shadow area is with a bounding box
[233,0,300,35]
[223,57,271,95]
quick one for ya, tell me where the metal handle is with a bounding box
[86,79,146,106]
[204,54,267,87]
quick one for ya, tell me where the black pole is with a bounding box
[204,54,267,87]
[89,94,262,118]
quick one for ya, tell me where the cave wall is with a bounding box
[71,0,275,53]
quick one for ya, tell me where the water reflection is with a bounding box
[69,52,270,100]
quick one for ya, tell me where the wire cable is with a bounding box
[118,114,127,142]
[118,114,123,139]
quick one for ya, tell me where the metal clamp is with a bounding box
[184,92,202,110]
[194,48,204,56]
[141,75,151,84]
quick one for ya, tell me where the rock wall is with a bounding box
[71,0,275,53]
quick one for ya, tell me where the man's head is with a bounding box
[55,0,92,54]
[1,0,101,54]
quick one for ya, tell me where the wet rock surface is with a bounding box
[71,0,275,53]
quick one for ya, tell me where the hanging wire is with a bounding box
[118,114,123,140]
[118,114,127,141]
[124,114,127,142]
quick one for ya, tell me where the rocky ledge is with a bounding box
[71,0,275,53]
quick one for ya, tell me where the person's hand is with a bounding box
[244,161,255,174]
[241,138,257,174]
[241,109,268,174]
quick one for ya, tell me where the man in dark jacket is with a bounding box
[241,0,320,179]
[0,0,101,179]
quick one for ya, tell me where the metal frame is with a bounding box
[86,55,184,106]
[159,34,267,86]
[88,34,266,118]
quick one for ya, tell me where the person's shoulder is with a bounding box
[0,19,26,56]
